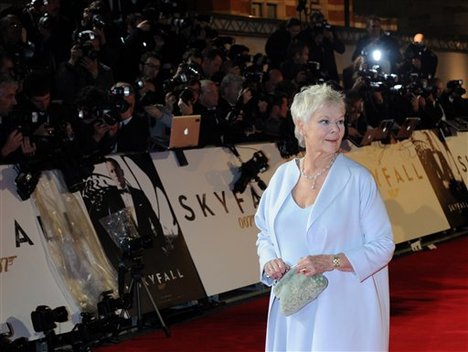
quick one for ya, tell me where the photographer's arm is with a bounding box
[1,130,23,158]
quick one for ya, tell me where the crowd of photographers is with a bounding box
[0,1,467,170]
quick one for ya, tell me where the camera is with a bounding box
[92,14,106,29]
[108,87,132,113]
[31,305,68,333]
[179,87,195,105]
[94,108,119,125]
[10,110,44,137]
[97,290,127,317]
[163,62,201,92]
[233,150,269,194]
[120,235,153,258]
[0,323,29,352]
[447,79,466,96]
[76,30,99,60]
[110,86,132,97]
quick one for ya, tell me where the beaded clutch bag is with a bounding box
[273,267,328,316]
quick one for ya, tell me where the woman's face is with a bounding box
[299,104,345,154]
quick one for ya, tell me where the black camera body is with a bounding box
[179,87,195,105]
[97,290,126,317]
[163,62,202,93]
[10,110,45,137]
[31,305,68,333]
[447,79,466,96]
[76,30,99,60]
[94,107,119,125]
[233,151,269,194]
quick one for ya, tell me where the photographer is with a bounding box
[15,70,79,158]
[265,17,301,70]
[117,16,159,83]
[20,0,74,72]
[73,85,119,156]
[219,74,258,143]
[135,51,165,106]
[191,79,227,147]
[110,81,150,153]
[54,29,114,104]
[401,33,438,79]
[351,15,402,74]
[0,74,36,163]
[350,74,392,128]
[297,10,345,84]
[281,41,312,87]
[259,92,290,141]
[75,0,123,73]
[439,79,468,119]
[200,47,224,81]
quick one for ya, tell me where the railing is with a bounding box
[210,13,468,53]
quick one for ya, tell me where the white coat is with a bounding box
[256,154,395,351]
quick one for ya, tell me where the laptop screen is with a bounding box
[395,117,421,140]
[168,115,201,149]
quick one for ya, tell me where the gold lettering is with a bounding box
[0,256,17,273]
[238,215,255,229]
[394,168,405,184]
[402,165,414,181]
[382,167,392,187]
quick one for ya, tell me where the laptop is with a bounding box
[444,117,468,132]
[347,119,395,147]
[150,115,201,150]
[347,128,377,147]
[372,119,394,141]
[394,117,421,140]
[169,114,201,149]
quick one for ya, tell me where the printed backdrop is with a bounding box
[1,136,466,339]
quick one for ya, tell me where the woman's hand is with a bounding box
[264,258,290,280]
[297,253,353,276]
[296,255,334,276]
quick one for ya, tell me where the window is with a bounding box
[266,3,277,19]
[252,2,263,17]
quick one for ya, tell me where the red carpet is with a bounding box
[95,235,468,352]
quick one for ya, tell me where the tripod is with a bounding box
[120,256,171,337]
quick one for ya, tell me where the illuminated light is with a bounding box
[372,49,382,62]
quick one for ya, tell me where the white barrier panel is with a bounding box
[444,131,468,187]
[412,130,468,228]
[345,140,451,243]
[1,138,464,340]
[151,143,284,296]
[0,166,76,340]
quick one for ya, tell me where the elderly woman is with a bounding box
[255,84,395,351]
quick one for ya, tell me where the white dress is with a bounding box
[256,155,395,352]
[267,193,316,351]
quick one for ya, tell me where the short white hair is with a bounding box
[290,84,345,147]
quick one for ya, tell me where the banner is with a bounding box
[151,143,284,296]
[412,130,468,228]
[444,132,468,187]
[346,140,450,243]
[78,154,206,310]
[0,166,76,340]
[1,139,464,340]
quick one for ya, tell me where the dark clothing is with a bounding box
[402,43,438,78]
[297,27,345,83]
[115,114,150,153]
[54,61,114,105]
[265,28,296,69]
[193,103,227,147]
[439,93,468,120]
